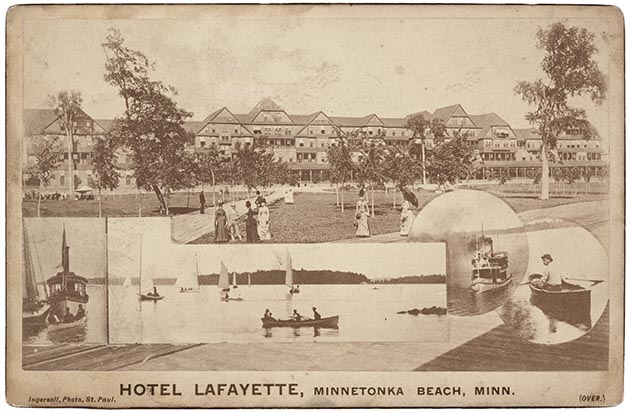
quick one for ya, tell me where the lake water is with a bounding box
[497,226,609,344]
[23,285,108,345]
[108,284,447,343]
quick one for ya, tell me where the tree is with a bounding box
[514,22,606,200]
[355,140,386,216]
[196,144,224,207]
[102,28,195,215]
[326,130,355,213]
[405,114,447,185]
[426,131,477,187]
[383,144,422,208]
[27,137,61,217]
[91,135,121,217]
[48,91,83,199]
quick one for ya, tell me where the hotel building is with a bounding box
[23,98,607,192]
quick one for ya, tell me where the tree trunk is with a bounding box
[37,182,42,217]
[211,170,216,207]
[165,188,170,216]
[98,188,103,218]
[138,190,143,217]
[335,183,339,206]
[341,179,345,213]
[187,190,190,209]
[393,187,396,209]
[540,145,550,200]
[152,184,167,214]
[370,184,375,217]
[66,131,75,199]
[421,142,426,185]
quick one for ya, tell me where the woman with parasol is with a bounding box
[355,188,371,237]
[400,187,418,236]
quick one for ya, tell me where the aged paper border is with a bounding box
[6,4,625,407]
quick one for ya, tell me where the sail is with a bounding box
[23,225,39,303]
[179,255,200,289]
[232,272,238,287]
[218,262,230,289]
[285,249,293,288]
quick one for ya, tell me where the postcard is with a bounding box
[6,3,624,408]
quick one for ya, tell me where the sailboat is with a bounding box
[138,235,164,301]
[178,253,200,293]
[22,224,50,325]
[45,224,89,330]
[286,249,300,294]
[219,262,243,301]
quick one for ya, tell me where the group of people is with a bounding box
[47,304,86,325]
[354,188,417,238]
[206,190,272,243]
[23,191,69,201]
[262,307,321,322]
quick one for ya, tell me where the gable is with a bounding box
[451,105,468,118]
[252,110,294,124]
[212,108,239,124]
[310,112,334,125]
[364,114,384,127]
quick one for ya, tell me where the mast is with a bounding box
[23,224,38,303]
[195,253,200,288]
[138,234,143,295]
[61,223,69,290]
[285,248,293,288]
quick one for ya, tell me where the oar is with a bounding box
[564,277,605,286]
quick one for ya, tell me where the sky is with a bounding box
[107,218,445,279]
[25,218,107,280]
[22,14,611,139]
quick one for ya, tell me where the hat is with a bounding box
[312,307,317,310]
[541,254,553,261]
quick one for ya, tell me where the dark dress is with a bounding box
[214,207,229,243]
[245,208,259,243]
[199,192,206,214]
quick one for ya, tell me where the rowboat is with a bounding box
[261,315,339,329]
[48,316,87,332]
[528,273,592,327]
[221,297,244,302]
[139,293,165,301]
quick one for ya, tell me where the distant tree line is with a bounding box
[369,274,446,284]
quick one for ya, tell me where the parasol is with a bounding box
[75,185,94,193]
[401,188,419,208]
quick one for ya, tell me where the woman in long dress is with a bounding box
[400,199,415,236]
[257,199,271,241]
[245,201,259,243]
[355,190,371,237]
[214,201,230,243]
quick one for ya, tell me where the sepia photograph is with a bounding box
[7,3,623,408]
[108,218,447,344]
[22,218,108,349]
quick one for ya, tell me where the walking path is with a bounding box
[170,190,285,244]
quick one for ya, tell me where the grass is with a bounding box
[22,190,251,218]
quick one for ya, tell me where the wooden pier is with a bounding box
[415,307,608,371]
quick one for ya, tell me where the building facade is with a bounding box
[23,99,607,192]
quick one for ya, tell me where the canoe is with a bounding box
[261,315,339,329]
[221,297,244,302]
[48,316,87,332]
[139,293,165,301]
[179,288,199,293]
[528,273,592,327]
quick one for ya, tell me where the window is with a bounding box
[392,131,396,137]
[60,176,65,186]
[234,128,238,134]
[200,141,206,148]
[126,175,131,185]
[321,129,325,134]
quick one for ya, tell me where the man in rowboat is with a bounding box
[536,254,563,291]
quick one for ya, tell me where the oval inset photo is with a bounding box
[497,219,608,345]
[409,189,529,316]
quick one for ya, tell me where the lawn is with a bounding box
[22,189,251,218]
